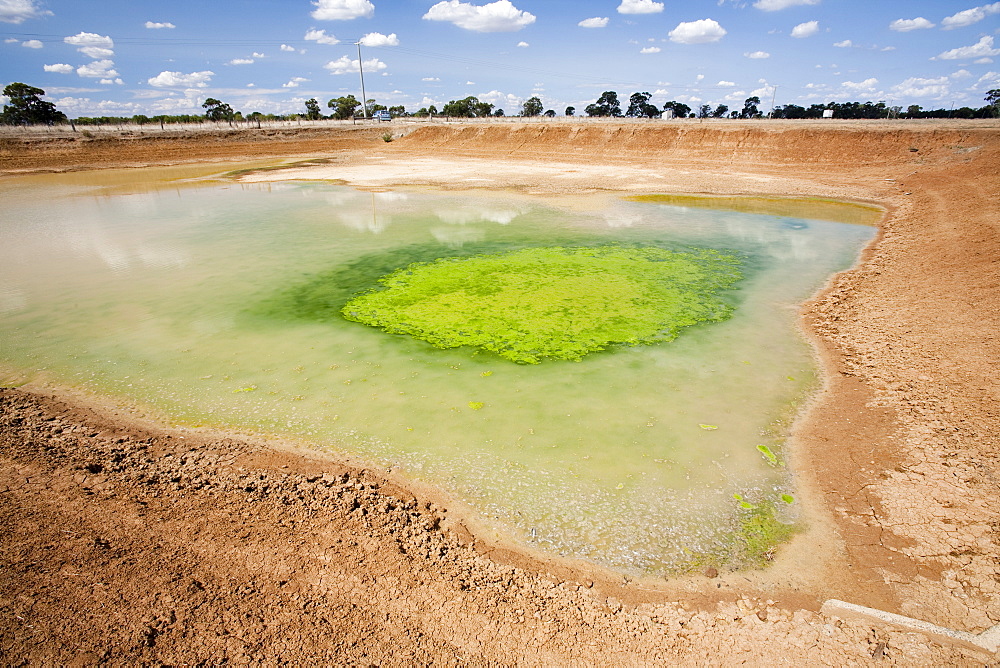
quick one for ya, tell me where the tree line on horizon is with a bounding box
[3,82,999,127]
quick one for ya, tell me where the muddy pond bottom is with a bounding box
[0,174,875,575]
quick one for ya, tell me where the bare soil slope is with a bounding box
[1,120,998,665]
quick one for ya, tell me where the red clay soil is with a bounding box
[1,119,998,665]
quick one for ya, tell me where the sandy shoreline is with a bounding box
[1,120,998,664]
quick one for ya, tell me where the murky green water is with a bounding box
[0,172,874,574]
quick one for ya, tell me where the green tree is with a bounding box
[986,89,1000,116]
[712,104,729,118]
[202,98,235,122]
[1,83,67,125]
[627,92,660,118]
[585,91,622,117]
[565,106,575,116]
[388,105,406,118]
[662,101,690,119]
[327,95,361,120]
[441,96,494,117]
[521,96,543,116]
[304,98,322,120]
[697,104,712,118]
[740,96,761,119]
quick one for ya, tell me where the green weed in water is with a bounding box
[341,245,742,363]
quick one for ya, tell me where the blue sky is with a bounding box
[2,0,999,117]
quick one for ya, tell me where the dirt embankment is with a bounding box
[2,120,999,664]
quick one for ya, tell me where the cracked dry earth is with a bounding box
[1,120,999,665]
[0,390,985,665]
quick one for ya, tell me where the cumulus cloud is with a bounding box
[324,55,387,74]
[841,77,878,92]
[517,40,529,47]
[640,46,661,54]
[44,63,74,74]
[669,18,726,44]
[0,0,52,24]
[790,20,819,38]
[21,38,41,48]
[889,17,934,32]
[833,39,853,47]
[282,77,309,88]
[228,58,254,65]
[422,76,441,81]
[891,76,950,99]
[311,0,375,20]
[77,59,118,79]
[934,35,1000,60]
[578,17,609,28]
[717,80,736,86]
[145,21,176,29]
[80,46,114,58]
[753,0,819,10]
[617,0,664,14]
[359,31,399,46]
[942,2,1000,29]
[305,28,340,45]
[423,0,536,32]
[64,32,114,51]
[745,50,770,58]
[147,70,214,88]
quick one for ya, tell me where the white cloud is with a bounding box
[282,77,309,88]
[252,52,265,58]
[359,32,399,46]
[978,71,1000,85]
[64,32,114,51]
[717,80,736,86]
[617,0,664,14]
[422,76,441,81]
[147,70,214,88]
[934,35,1000,60]
[0,0,52,24]
[21,38,41,48]
[975,57,994,64]
[891,76,950,99]
[745,50,770,58]
[889,17,934,32]
[77,60,118,79]
[833,39,853,48]
[305,29,340,45]
[842,77,878,92]
[145,21,176,29]
[423,0,536,32]
[639,46,660,54]
[229,58,255,65]
[324,55,387,74]
[311,0,375,20]
[98,78,123,85]
[790,20,819,38]
[951,69,973,79]
[79,46,114,58]
[753,0,819,10]
[669,19,726,44]
[517,40,529,47]
[578,17,609,28]
[280,44,296,51]
[942,3,1000,30]
[44,63,74,74]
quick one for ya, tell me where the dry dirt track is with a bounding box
[1,119,998,665]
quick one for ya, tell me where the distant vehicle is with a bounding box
[374,110,391,122]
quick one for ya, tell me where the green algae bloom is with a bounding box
[342,245,741,364]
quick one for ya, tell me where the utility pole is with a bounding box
[357,42,368,119]
[768,84,778,119]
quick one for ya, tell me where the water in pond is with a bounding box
[0,172,875,575]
